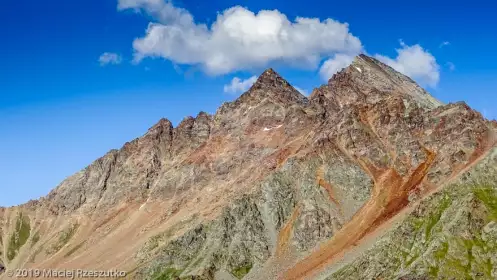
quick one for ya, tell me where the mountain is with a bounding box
[1,54,496,280]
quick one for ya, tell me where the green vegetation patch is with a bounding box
[46,223,79,255]
[28,244,44,263]
[7,212,31,261]
[59,223,79,244]
[424,195,452,241]
[328,171,497,280]
[31,231,40,246]
[473,186,497,220]
[231,263,253,279]
[151,267,183,280]
[144,214,199,253]
[433,241,449,260]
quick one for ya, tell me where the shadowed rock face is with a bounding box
[0,55,495,280]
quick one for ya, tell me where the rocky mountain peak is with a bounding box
[310,54,443,110]
[232,68,308,108]
[349,54,443,108]
[147,118,173,134]
[251,68,289,89]
[140,117,174,147]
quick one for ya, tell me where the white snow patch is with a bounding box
[139,203,147,211]
[355,66,362,73]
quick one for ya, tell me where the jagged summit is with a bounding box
[148,118,172,132]
[249,68,297,95]
[259,68,278,77]
[231,68,308,108]
[311,53,443,110]
[353,54,443,108]
[146,112,211,135]
[251,68,290,89]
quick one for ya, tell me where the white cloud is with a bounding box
[319,53,355,81]
[223,76,257,94]
[118,0,194,26]
[439,41,450,48]
[118,0,362,75]
[117,1,445,88]
[375,41,440,87]
[98,52,122,66]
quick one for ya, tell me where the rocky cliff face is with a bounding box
[329,148,497,280]
[1,55,496,280]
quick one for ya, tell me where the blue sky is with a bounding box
[1,0,496,206]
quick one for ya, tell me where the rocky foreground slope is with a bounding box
[1,54,496,280]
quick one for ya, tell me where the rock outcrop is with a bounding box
[0,54,495,280]
[329,148,497,280]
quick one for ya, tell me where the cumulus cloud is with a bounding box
[375,41,440,87]
[98,52,122,66]
[319,53,355,81]
[118,0,193,26]
[118,0,362,75]
[117,1,444,87]
[223,76,257,94]
[439,41,450,48]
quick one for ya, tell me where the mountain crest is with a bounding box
[147,118,173,134]
[311,54,443,110]
[227,68,308,109]
[250,68,292,90]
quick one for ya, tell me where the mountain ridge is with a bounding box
[1,54,496,280]
[0,54,441,214]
